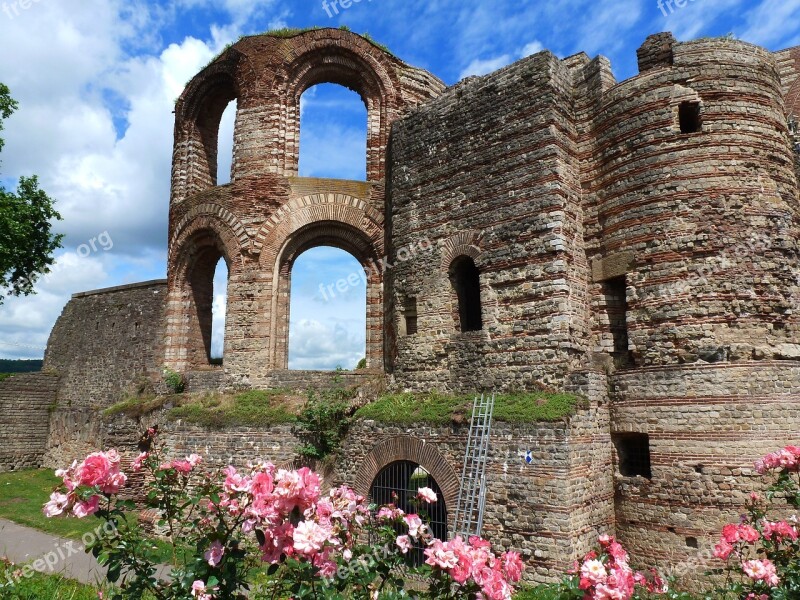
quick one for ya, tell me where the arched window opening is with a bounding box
[298,83,367,180]
[216,100,237,185]
[288,246,366,370]
[450,256,483,332]
[210,258,228,365]
[369,461,448,567]
[186,245,226,367]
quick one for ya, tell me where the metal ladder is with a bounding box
[454,393,496,538]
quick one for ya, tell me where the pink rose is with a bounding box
[742,559,780,587]
[101,471,127,495]
[73,495,101,518]
[132,452,148,472]
[424,539,459,570]
[204,540,225,567]
[502,551,524,582]
[713,540,734,560]
[43,492,71,517]
[292,520,330,556]
[416,487,437,504]
[396,535,412,554]
[76,453,112,487]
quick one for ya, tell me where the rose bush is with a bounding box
[710,445,800,599]
[540,534,667,600]
[43,428,523,599]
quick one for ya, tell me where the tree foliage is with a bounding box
[0,83,63,304]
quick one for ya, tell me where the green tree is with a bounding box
[0,83,63,304]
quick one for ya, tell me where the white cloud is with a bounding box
[521,41,544,57]
[0,252,110,358]
[459,54,514,79]
[0,1,259,359]
[458,39,546,80]
[288,319,365,371]
[739,0,800,48]
[211,261,228,358]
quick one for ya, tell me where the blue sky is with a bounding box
[0,0,798,367]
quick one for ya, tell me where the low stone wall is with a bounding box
[44,407,107,470]
[44,280,168,409]
[0,373,59,471]
[71,397,607,585]
[335,403,611,584]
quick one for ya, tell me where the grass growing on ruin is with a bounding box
[103,394,177,419]
[355,391,585,425]
[167,389,301,428]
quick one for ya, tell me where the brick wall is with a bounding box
[386,51,591,392]
[0,373,59,471]
[611,362,800,582]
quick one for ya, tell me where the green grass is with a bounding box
[0,561,102,599]
[0,373,13,382]
[0,470,177,565]
[103,394,175,419]
[0,469,102,540]
[513,585,564,599]
[356,391,585,425]
[168,389,301,428]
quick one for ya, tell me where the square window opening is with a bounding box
[679,101,702,134]
[613,433,652,479]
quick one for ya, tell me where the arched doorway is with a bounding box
[288,246,366,370]
[269,218,383,371]
[369,460,449,566]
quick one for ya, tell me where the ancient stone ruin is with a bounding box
[2,29,800,583]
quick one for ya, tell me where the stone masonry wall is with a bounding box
[73,398,606,586]
[583,36,800,367]
[611,362,800,582]
[164,29,445,382]
[0,373,59,471]
[387,51,590,393]
[336,400,611,585]
[44,280,168,409]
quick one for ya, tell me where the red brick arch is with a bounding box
[252,193,383,258]
[165,220,240,371]
[262,196,385,370]
[169,203,250,262]
[173,58,242,202]
[273,31,405,182]
[354,436,460,512]
[440,231,483,271]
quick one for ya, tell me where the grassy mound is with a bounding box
[167,389,302,428]
[355,391,585,425]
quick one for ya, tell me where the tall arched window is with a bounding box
[216,100,237,185]
[370,461,448,566]
[298,83,367,180]
[185,245,228,367]
[210,258,228,364]
[450,256,483,332]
